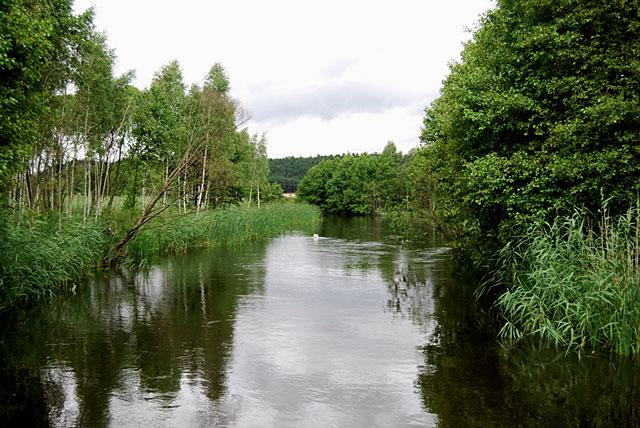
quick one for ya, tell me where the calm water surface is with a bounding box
[1,217,639,427]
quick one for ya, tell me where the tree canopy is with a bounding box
[297,143,408,215]
[412,0,640,262]
[0,0,93,188]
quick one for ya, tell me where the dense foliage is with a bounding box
[0,0,92,188]
[495,206,640,355]
[0,1,292,305]
[1,1,279,226]
[268,155,339,192]
[297,143,408,216]
[412,0,640,264]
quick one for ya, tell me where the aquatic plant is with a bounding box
[0,203,320,307]
[0,219,106,307]
[125,202,321,268]
[495,206,640,355]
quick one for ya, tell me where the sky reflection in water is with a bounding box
[1,217,638,427]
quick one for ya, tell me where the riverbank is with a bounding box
[491,206,640,356]
[0,202,320,308]
[125,202,320,268]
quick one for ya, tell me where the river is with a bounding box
[1,217,638,427]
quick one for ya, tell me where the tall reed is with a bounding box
[125,202,321,267]
[495,206,640,355]
[0,219,106,307]
[0,202,320,307]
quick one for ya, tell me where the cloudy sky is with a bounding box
[73,0,494,158]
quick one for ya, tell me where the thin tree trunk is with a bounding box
[162,158,168,208]
[141,171,145,213]
[197,147,207,210]
[68,148,77,219]
[182,172,187,214]
[111,129,206,264]
[58,142,64,226]
[25,169,33,211]
[85,154,92,222]
[107,139,123,210]
[203,180,210,210]
[34,152,42,212]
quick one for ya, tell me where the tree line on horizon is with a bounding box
[268,155,340,193]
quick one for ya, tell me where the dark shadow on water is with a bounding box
[1,218,640,426]
[0,242,267,427]
[418,258,640,427]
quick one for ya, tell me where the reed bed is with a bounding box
[0,220,106,307]
[125,202,320,267]
[495,206,640,355]
[0,202,320,307]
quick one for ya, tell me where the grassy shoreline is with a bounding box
[0,202,320,308]
[493,206,640,356]
[125,202,320,267]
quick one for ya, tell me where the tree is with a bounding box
[205,62,230,94]
[0,0,92,191]
[111,62,240,262]
[412,0,640,263]
[297,149,406,216]
[130,60,186,210]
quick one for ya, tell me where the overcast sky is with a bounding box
[73,0,495,158]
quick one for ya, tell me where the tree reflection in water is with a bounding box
[0,242,267,427]
[1,218,639,427]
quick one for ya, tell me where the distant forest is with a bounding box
[269,155,341,192]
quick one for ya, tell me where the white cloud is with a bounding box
[74,0,495,157]
[255,106,424,158]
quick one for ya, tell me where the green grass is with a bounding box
[0,202,321,308]
[0,219,106,307]
[125,202,321,268]
[494,206,640,355]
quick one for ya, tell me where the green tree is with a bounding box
[205,62,230,94]
[297,148,406,216]
[0,0,92,190]
[412,0,640,263]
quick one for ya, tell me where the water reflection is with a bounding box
[0,242,267,426]
[418,260,640,427]
[0,217,639,427]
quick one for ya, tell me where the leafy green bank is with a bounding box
[0,1,318,308]
[412,0,640,354]
[297,0,640,354]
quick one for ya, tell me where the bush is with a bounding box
[412,0,640,265]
